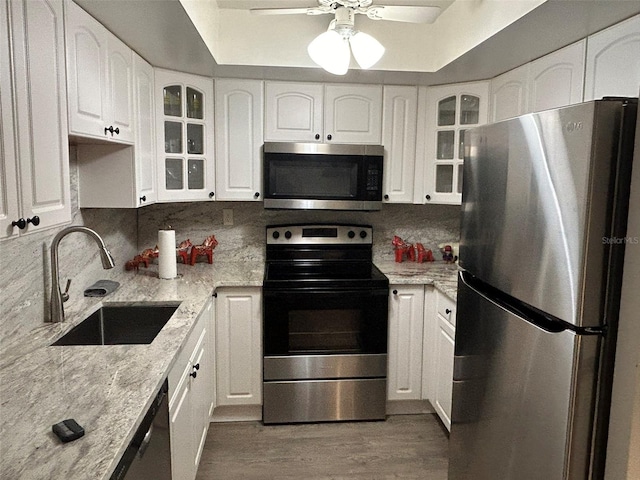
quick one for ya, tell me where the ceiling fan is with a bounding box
[250,0,443,24]
[250,1,443,75]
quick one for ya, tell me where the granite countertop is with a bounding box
[375,260,459,300]
[0,259,457,480]
[0,261,264,480]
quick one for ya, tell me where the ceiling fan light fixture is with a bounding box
[349,31,385,69]
[307,29,351,75]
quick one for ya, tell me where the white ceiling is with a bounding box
[74,0,640,85]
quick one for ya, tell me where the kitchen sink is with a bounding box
[51,303,180,346]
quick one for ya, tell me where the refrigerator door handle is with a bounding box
[458,271,583,334]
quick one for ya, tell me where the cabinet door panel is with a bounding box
[216,288,262,406]
[584,14,640,101]
[108,36,134,143]
[65,2,108,138]
[170,375,196,480]
[215,79,263,200]
[382,86,417,203]
[434,316,455,431]
[12,0,70,232]
[133,54,156,205]
[388,285,424,401]
[490,64,529,122]
[264,82,323,142]
[325,84,382,144]
[529,40,585,112]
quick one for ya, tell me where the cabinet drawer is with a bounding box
[437,291,456,327]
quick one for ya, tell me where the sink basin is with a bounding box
[51,303,180,346]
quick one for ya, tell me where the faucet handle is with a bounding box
[62,279,72,302]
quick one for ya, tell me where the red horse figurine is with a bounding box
[190,235,218,265]
[176,239,192,264]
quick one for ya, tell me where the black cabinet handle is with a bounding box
[254,192,260,199]
[393,289,398,295]
[326,134,332,140]
[209,192,215,199]
[139,195,146,203]
[12,218,27,229]
[193,363,200,371]
[315,134,320,140]
[384,194,389,200]
[425,194,431,201]
[445,308,452,314]
[27,216,40,226]
[213,292,218,298]
[190,371,197,379]
[104,126,120,136]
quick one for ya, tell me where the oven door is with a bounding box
[263,287,388,357]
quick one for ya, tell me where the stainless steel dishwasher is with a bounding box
[110,379,172,480]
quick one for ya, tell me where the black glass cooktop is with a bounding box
[264,261,389,289]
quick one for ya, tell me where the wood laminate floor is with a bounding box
[196,414,449,480]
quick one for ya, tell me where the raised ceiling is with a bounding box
[74,0,640,85]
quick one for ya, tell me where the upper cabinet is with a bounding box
[264,82,323,142]
[1,0,70,239]
[490,64,529,123]
[65,1,134,144]
[133,54,157,206]
[264,82,382,144]
[528,41,585,113]
[584,14,640,101]
[155,69,215,202]
[416,81,489,205]
[214,79,264,201]
[382,86,418,204]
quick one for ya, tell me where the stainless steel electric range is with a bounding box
[262,224,389,424]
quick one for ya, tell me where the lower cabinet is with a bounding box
[168,297,214,480]
[429,288,457,431]
[387,285,425,401]
[214,287,262,416]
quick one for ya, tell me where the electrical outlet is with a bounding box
[223,209,233,226]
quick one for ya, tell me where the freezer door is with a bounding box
[449,273,601,480]
[460,99,635,328]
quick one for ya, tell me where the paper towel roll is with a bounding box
[158,230,177,279]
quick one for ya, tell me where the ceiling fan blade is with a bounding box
[250,7,327,16]
[365,6,442,24]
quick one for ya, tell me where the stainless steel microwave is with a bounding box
[263,142,384,210]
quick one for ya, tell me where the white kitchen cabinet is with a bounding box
[155,68,215,202]
[430,289,456,431]
[584,14,640,101]
[215,287,262,407]
[264,82,323,142]
[490,64,529,123]
[387,285,425,401]
[382,86,418,204]
[263,82,382,144]
[77,54,156,208]
[65,1,134,144]
[214,79,264,201]
[0,0,70,240]
[416,81,489,205]
[528,40,585,113]
[132,54,156,206]
[169,297,214,480]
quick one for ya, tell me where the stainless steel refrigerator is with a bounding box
[449,98,638,480]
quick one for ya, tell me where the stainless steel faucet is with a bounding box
[49,226,115,323]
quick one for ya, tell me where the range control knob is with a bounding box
[348,231,355,239]
[360,230,368,239]
[272,231,280,239]
[284,231,292,239]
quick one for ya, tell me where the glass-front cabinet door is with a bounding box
[416,81,489,205]
[155,69,214,201]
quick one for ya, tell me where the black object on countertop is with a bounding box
[52,419,85,443]
[84,279,120,297]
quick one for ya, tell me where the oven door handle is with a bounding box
[263,288,390,297]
